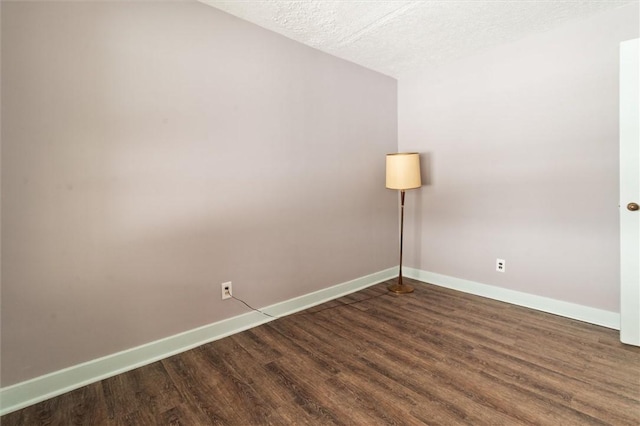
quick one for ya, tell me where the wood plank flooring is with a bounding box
[3,278,639,425]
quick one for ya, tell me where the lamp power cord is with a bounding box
[230,290,391,320]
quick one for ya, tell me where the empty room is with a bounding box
[1,0,639,424]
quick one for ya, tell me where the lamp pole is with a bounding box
[398,189,406,288]
[388,189,413,293]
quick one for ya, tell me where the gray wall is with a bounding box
[398,3,639,312]
[1,1,398,386]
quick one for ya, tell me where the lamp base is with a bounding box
[387,282,414,294]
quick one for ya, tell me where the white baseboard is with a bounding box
[404,267,620,330]
[0,267,397,416]
[3,266,616,416]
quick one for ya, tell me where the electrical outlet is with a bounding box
[221,282,232,300]
[496,258,506,273]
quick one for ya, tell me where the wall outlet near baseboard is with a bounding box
[496,259,506,273]
[221,282,232,299]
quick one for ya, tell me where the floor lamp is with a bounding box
[386,153,422,294]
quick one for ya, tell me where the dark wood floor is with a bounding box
[3,278,639,425]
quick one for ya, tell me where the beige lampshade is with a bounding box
[386,153,422,190]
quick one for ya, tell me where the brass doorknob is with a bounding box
[628,202,639,211]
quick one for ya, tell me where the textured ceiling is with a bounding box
[200,0,634,78]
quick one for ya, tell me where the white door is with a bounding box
[620,38,639,346]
